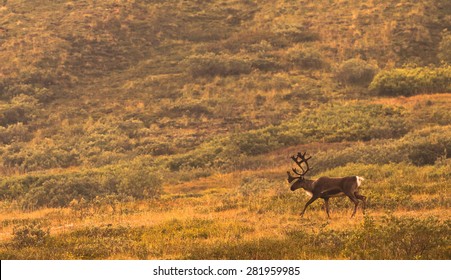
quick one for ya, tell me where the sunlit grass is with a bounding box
[0,161,449,259]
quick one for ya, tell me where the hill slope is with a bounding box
[0,0,450,260]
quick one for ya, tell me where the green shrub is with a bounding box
[161,102,212,118]
[250,57,280,72]
[273,25,320,43]
[0,95,38,126]
[369,66,451,96]
[344,216,450,259]
[0,123,31,144]
[0,163,162,209]
[308,126,451,173]
[220,30,287,53]
[336,58,378,86]
[3,226,149,259]
[0,140,82,171]
[232,103,409,155]
[22,176,103,209]
[165,103,410,166]
[0,66,62,101]
[400,126,451,165]
[166,138,228,171]
[232,129,281,155]
[12,221,50,249]
[117,165,162,199]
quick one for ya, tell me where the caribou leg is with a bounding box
[346,192,360,218]
[300,196,318,217]
[355,192,367,214]
[323,198,331,219]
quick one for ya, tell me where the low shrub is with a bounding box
[0,95,38,126]
[12,221,50,249]
[273,25,320,43]
[286,46,326,70]
[336,58,378,86]
[232,129,281,155]
[2,225,149,259]
[369,66,451,96]
[166,138,229,171]
[343,216,450,259]
[310,125,451,171]
[401,126,451,165]
[187,216,450,260]
[0,164,162,209]
[232,103,409,155]
[0,123,31,144]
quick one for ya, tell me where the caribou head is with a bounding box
[286,152,312,192]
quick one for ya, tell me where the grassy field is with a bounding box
[0,0,450,259]
[0,157,450,259]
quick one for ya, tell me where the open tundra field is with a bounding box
[0,155,450,259]
[0,0,450,259]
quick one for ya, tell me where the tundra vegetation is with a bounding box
[0,0,450,259]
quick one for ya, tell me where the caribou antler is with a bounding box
[290,151,312,178]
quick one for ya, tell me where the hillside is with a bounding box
[0,0,450,259]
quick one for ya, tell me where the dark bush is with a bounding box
[273,25,320,43]
[164,103,212,118]
[12,221,50,248]
[0,96,38,133]
[401,126,451,165]
[167,142,225,171]
[286,46,326,70]
[220,30,288,52]
[336,58,378,86]
[0,123,31,144]
[117,166,162,199]
[310,126,451,171]
[232,129,280,155]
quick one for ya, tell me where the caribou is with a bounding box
[287,152,366,218]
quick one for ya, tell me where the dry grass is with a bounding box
[371,93,451,108]
[1,162,449,259]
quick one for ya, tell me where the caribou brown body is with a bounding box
[287,152,366,218]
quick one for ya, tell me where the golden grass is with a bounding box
[1,155,449,259]
[371,93,451,108]
[1,166,449,245]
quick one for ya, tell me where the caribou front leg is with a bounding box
[323,198,331,219]
[355,192,367,214]
[300,196,318,217]
[347,192,360,218]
